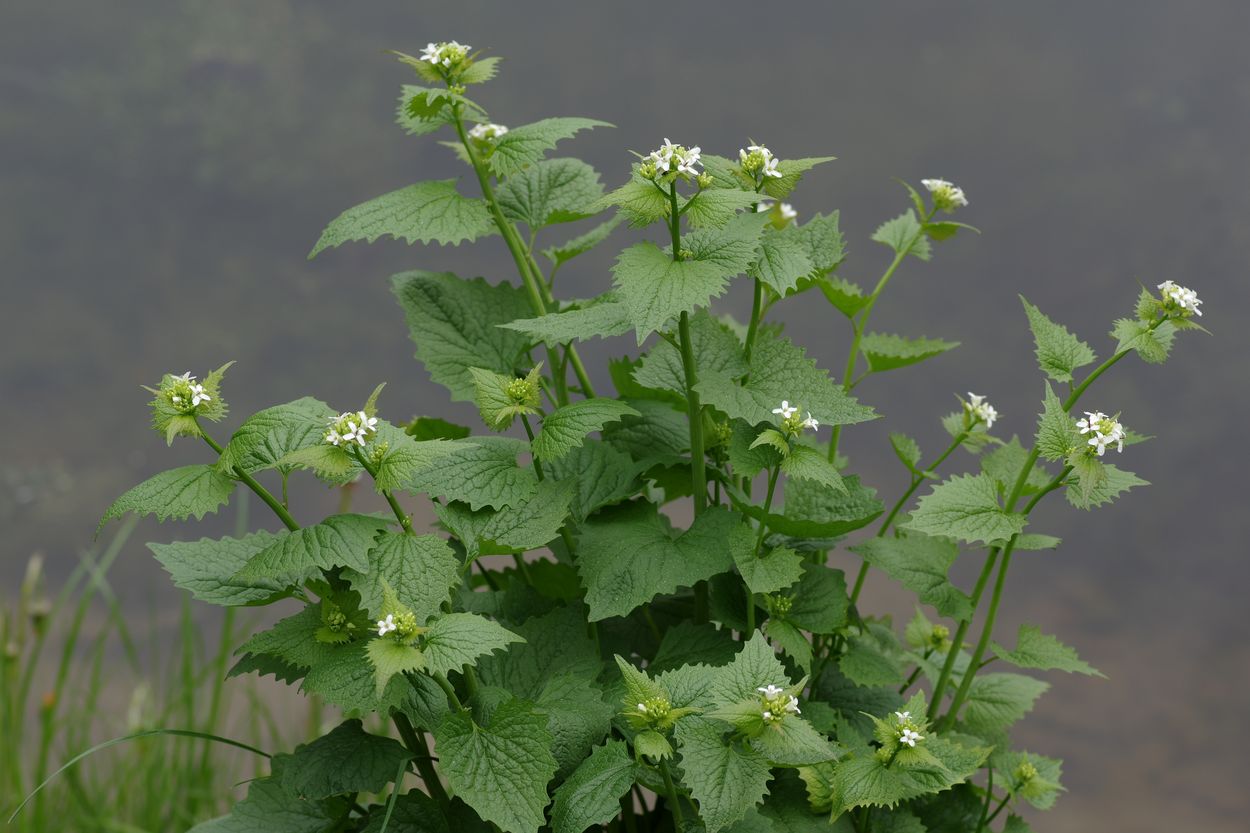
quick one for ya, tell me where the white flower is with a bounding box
[761,710,773,720]
[755,201,774,213]
[894,710,911,721]
[648,138,702,177]
[785,695,801,715]
[173,371,194,383]
[757,684,785,699]
[778,203,797,221]
[189,383,211,407]
[469,122,509,142]
[771,401,798,419]
[899,728,924,747]
[637,703,647,712]
[356,410,379,435]
[376,614,397,636]
[739,144,782,179]
[921,178,969,210]
[1157,280,1203,317]
[965,392,999,428]
[419,40,470,68]
[1076,410,1125,456]
[801,412,820,432]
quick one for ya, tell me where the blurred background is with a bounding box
[2,1,1247,830]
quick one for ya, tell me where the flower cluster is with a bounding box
[642,138,702,179]
[164,372,212,413]
[1157,280,1203,318]
[739,144,782,180]
[1076,410,1125,456]
[468,122,508,143]
[921,178,969,212]
[758,684,801,725]
[964,392,999,428]
[772,400,819,434]
[325,410,379,448]
[419,40,471,70]
[375,610,419,641]
[893,710,925,747]
[635,696,673,724]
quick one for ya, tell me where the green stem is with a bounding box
[927,550,998,720]
[744,278,764,363]
[353,447,412,533]
[431,671,465,712]
[659,760,685,826]
[198,428,299,531]
[678,311,707,514]
[850,430,968,605]
[392,712,449,808]
[745,465,781,636]
[520,415,545,482]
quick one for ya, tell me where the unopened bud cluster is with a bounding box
[764,593,793,618]
[758,683,800,725]
[635,696,673,725]
[163,372,212,414]
[1014,760,1039,785]
[921,178,968,212]
[325,411,379,448]
[739,144,782,181]
[1076,410,1125,456]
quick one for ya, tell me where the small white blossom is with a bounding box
[894,711,911,721]
[420,40,471,68]
[761,710,773,720]
[778,203,797,221]
[755,201,774,213]
[771,401,798,419]
[376,614,397,636]
[647,138,702,177]
[801,412,820,432]
[757,684,785,698]
[325,410,379,448]
[921,178,969,211]
[965,392,999,428]
[1076,410,1125,456]
[1157,280,1203,317]
[785,695,801,715]
[468,122,508,142]
[173,371,193,383]
[739,144,782,179]
[189,383,211,407]
[899,728,924,747]
[637,703,647,712]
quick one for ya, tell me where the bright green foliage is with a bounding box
[995,750,1064,810]
[146,362,234,445]
[595,175,671,227]
[872,211,931,260]
[575,503,741,620]
[100,465,235,533]
[991,624,1103,676]
[216,397,335,474]
[1020,297,1096,383]
[635,309,747,397]
[470,365,542,431]
[392,271,533,401]
[532,399,641,461]
[749,227,815,295]
[497,158,604,228]
[421,613,524,676]
[235,514,388,585]
[735,545,805,596]
[148,531,287,606]
[957,673,1050,735]
[405,437,538,510]
[851,534,972,620]
[436,479,576,555]
[612,241,737,344]
[396,83,485,136]
[1112,317,1176,364]
[282,719,411,800]
[434,699,559,833]
[546,441,640,522]
[860,333,959,373]
[681,188,761,229]
[902,474,1027,545]
[1065,463,1147,510]
[500,297,634,345]
[889,433,923,475]
[188,766,343,832]
[839,633,905,687]
[342,531,460,619]
[675,717,773,833]
[310,180,495,256]
[550,741,638,833]
[762,156,837,200]
[748,477,882,539]
[487,117,611,178]
[780,445,847,493]
[542,215,624,267]
[820,276,870,318]
[1035,382,1080,461]
[981,437,1053,497]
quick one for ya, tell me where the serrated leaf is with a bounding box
[533,399,641,461]
[959,673,1050,734]
[550,740,638,833]
[818,277,868,318]
[501,297,634,346]
[148,531,287,607]
[575,503,741,620]
[860,333,959,373]
[889,433,923,476]
[612,241,735,344]
[217,397,336,475]
[683,211,770,273]
[469,366,538,431]
[851,534,972,620]
[796,211,847,277]
[785,563,850,635]
[488,117,610,177]
[392,271,533,401]
[405,437,538,510]
[188,769,338,833]
[981,436,1053,497]
[594,175,670,227]
[751,716,842,767]
[695,335,876,427]
[736,544,805,596]
[342,531,460,619]
[992,624,1103,676]
[476,606,601,697]
[283,719,410,800]
[372,424,463,493]
[434,699,558,833]
[603,398,689,461]
[994,750,1064,811]
[405,416,471,442]
[1065,462,1147,509]
[146,363,233,446]
[395,84,485,137]
[546,440,641,523]
[542,214,624,267]
[1111,317,1176,364]
[675,717,772,833]
[901,474,1027,545]
[360,790,448,833]
[681,187,761,229]
[436,478,575,556]
[780,445,846,493]
[651,622,740,673]
[498,158,605,228]
[366,639,426,696]
[310,180,495,257]
[422,612,524,676]
[235,514,389,585]
[100,465,235,533]
[749,226,815,295]
[765,618,813,673]
[761,156,836,200]
[839,634,905,687]
[536,672,616,778]
[1020,297,1096,383]
[1035,382,1079,462]
[871,211,931,260]
[635,310,747,397]
[750,476,882,540]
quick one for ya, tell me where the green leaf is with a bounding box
[436,478,575,555]
[901,474,1027,545]
[1002,815,1034,833]
[681,187,761,229]
[360,790,449,833]
[148,531,287,607]
[546,440,641,523]
[372,425,463,493]
[761,156,837,200]
[405,437,539,510]
[980,436,1053,497]
[100,465,235,533]
[994,750,1064,811]
[675,717,772,833]
[750,476,882,540]
[217,397,336,475]
[283,719,410,800]
[422,613,524,676]
[612,242,735,344]
[550,740,638,833]
[1065,463,1147,510]
[1012,533,1062,551]
[761,770,847,833]
[310,180,495,257]
[736,545,805,596]
[476,606,601,697]
[889,433,923,476]
[189,768,339,833]
[765,618,813,673]
[469,366,539,431]
[575,503,742,620]
[839,634,905,687]
[395,84,485,137]
[992,624,1103,677]
[594,175,670,227]
[603,399,689,462]
[959,673,1050,735]
[635,310,746,398]
[786,564,850,634]
[750,716,842,767]
[342,531,460,620]
[824,736,988,820]
[277,443,358,484]
[500,297,634,346]
[748,226,815,295]
[1020,297,1096,383]
[851,534,972,620]
[1111,317,1176,364]
[497,158,605,228]
[796,211,847,277]
[533,399,642,461]
[366,639,426,696]
[234,514,389,585]
[1035,382,1080,462]
[392,271,533,402]
[488,117,611,178]
[871,211,931,261]
[542,215,624,267]
[780,445,846,493]
[651,622,740,673]
[405,417,472,442]
[434,698,558,833]
[860,333,959,373]
[536,672,616,778]
[818,277,869,318]
[695,335,876,427]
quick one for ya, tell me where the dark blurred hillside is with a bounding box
[2,1,1247,829]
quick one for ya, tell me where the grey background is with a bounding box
[2,1,1247,830]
